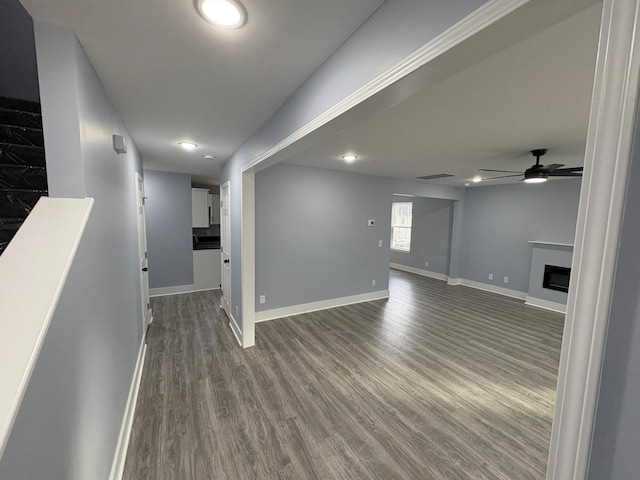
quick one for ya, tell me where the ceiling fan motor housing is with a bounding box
[531,148,548,158]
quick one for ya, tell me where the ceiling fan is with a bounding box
[479,149,583,183]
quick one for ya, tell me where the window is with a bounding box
[391,202,412,252]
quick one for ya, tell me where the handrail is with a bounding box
[0,197,93,458]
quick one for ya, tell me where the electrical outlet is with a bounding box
[259,295,266,304]
[425,261,429,267]
[488,273,493,280]
[503,276,509,284]
[378,240,383,247]
[372,279,376,287]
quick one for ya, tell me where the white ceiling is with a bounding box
[20,0,602,188]
[281,3,602,187]
[20,0,385,184]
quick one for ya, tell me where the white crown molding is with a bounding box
[241,0,529,174]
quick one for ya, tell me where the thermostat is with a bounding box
[112,134,127,154]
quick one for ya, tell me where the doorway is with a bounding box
[135,172,151,335]
[237,1,640,478]
[220,181,232,318]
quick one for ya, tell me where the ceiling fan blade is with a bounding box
[548,171,583,177]
[483,174,523,180]
[551,166,583,173]
[478,168,523,173]
[540,163,565,173]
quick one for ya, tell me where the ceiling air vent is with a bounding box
[416,173,456,180]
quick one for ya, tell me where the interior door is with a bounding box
[220,182,231,315]
[136,173,152,334]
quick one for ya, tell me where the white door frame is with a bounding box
[135,172,151,334]
[220,181,240,342]
[240,172,255,348]
[238,1,640,478]
[546,1,640,478]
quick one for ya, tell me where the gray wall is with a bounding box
[460,179,582,293]
[390,196,454,275]
[0,0,40,102]
[0,22,144,480]
[144,170,194,289]
[222,0,487,333]
[255,164,392,311]
[587,91,640,479]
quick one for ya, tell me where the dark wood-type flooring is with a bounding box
[123,269,564,479]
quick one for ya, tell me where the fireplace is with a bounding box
[543,264,571,293]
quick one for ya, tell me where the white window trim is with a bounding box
[391,202,413,252]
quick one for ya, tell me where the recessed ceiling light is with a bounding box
[203,155,216,160]
[342,154,358,163]
[179,141,198,151]
[197,0,247,28]
[472,176,482,183]
[464,182,471,187]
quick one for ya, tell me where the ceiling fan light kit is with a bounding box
[479,148,583,184]
[524,173,548,183]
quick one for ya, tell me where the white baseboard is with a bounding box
[448,278,565,312]
[255,290,390,323]
[453,278,527,300]
[525,296,567,314]
[192,286,221,293]
[149,284,194,297]
[390,263,447,281]
[109,338,147,480]
[228,313,242,347]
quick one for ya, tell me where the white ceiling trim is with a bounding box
[241,0,530,174]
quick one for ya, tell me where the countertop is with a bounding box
[194,243,220,250]
[193,235,220,250]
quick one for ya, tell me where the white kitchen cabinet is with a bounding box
[208,194,220,225]
[192,188,209,228]
[193,249,221,291]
